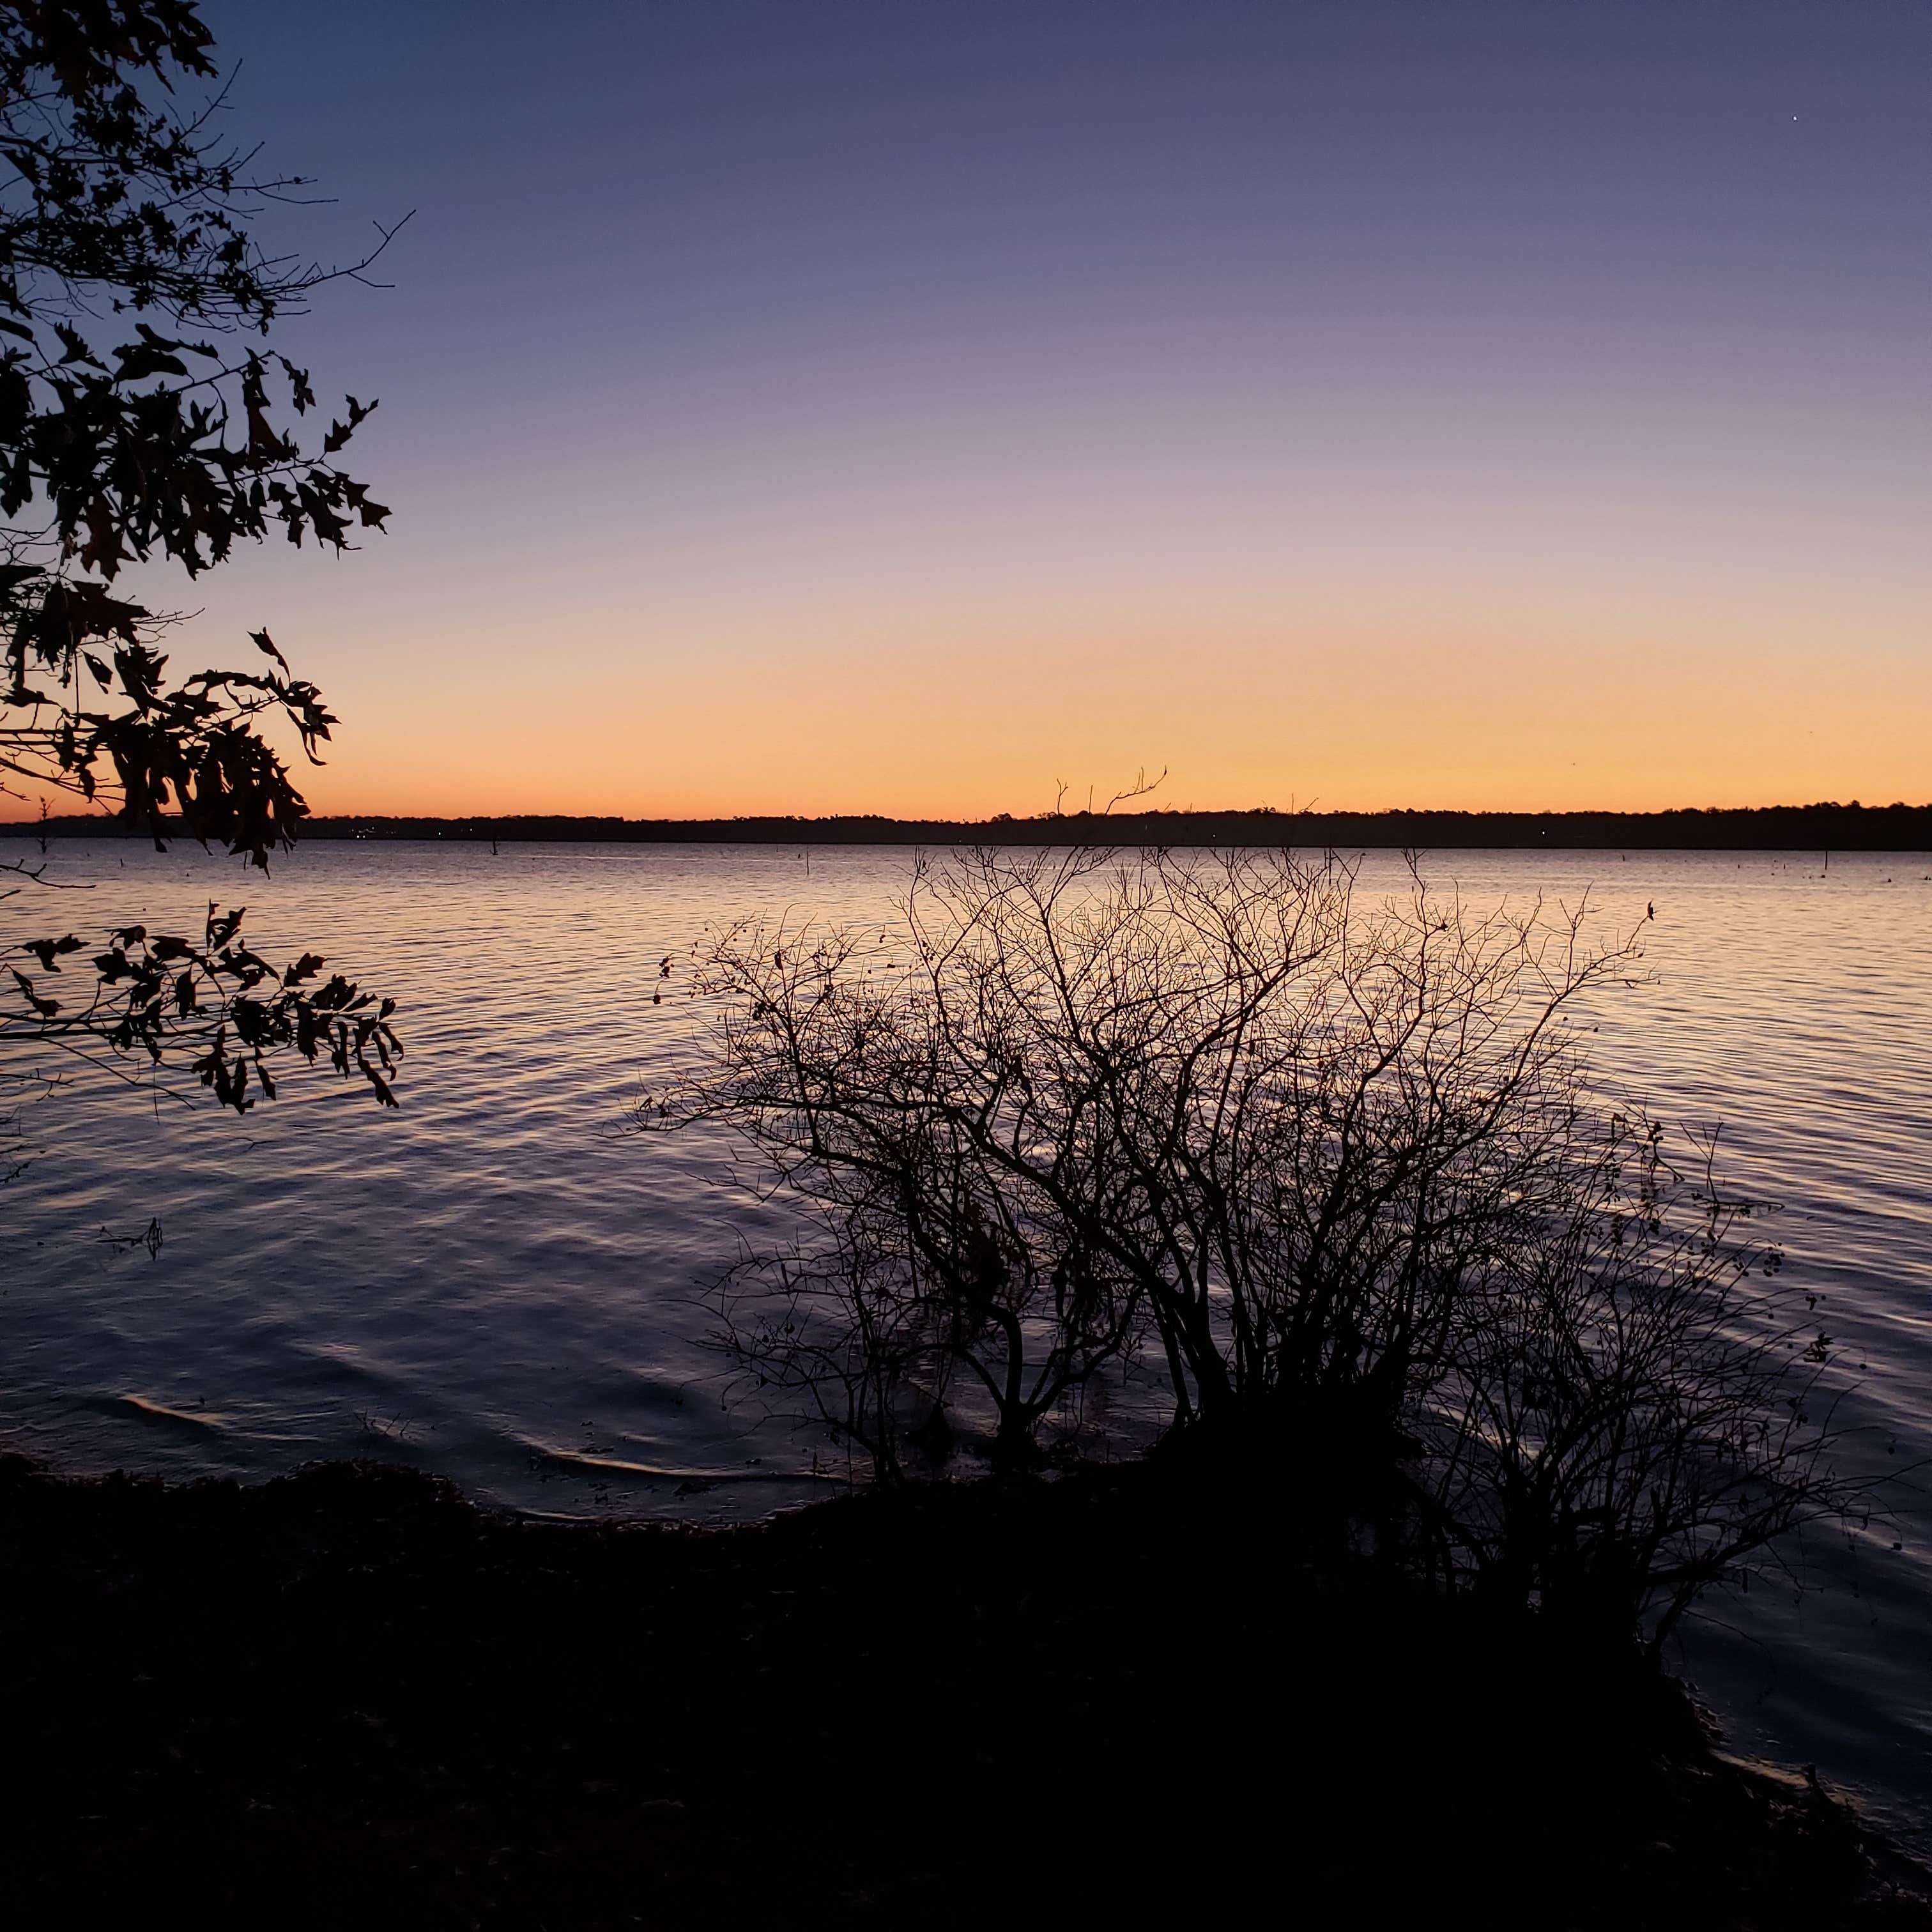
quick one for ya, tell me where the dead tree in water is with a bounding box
[650,848,1629,1447]
[645,846,1857,1634]
[1420,1119,1849,1644]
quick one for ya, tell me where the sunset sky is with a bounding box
[139,1,1931,818]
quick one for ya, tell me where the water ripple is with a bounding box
[2,837,1928,1844]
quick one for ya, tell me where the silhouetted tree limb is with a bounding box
[0,3,407,1149]
[3,900,399,1110]
[0,0,405,864]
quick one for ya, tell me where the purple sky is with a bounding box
[169,1,1929,815]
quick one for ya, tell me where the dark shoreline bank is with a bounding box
[8,801,1932,851]
[4,1452,1926,1927]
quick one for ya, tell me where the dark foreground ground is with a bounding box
[3,1455,1926,1929]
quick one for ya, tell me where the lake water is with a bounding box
[2,838,1928,1846]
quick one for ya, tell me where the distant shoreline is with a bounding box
[6,801,1932,850]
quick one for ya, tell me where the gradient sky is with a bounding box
[120,1,1932,817]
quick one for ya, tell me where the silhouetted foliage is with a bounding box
[0,1,405,1138]
[3,896,399,1110]
[0,0,400,859]
[644,847,1857,1641]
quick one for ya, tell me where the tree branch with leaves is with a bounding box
[0,0,405,861]
[0,1,410,1136]
[4,898,399,1110]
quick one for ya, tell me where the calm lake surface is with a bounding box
[3,838,1928,1844]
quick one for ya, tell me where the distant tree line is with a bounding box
[16,801,1928,850]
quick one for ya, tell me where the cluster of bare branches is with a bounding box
[1418,1119,1837,1643]
[642,847,1857,1639]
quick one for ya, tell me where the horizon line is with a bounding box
[8,798,1932,855]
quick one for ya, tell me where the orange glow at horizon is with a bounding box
[259,597,1932,823]
[10,4,1931,829]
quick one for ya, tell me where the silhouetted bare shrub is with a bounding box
[1416,1119,1846,1641]
[642,847,1855,1631]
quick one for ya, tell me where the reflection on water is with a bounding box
[2,838,1928,1843]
